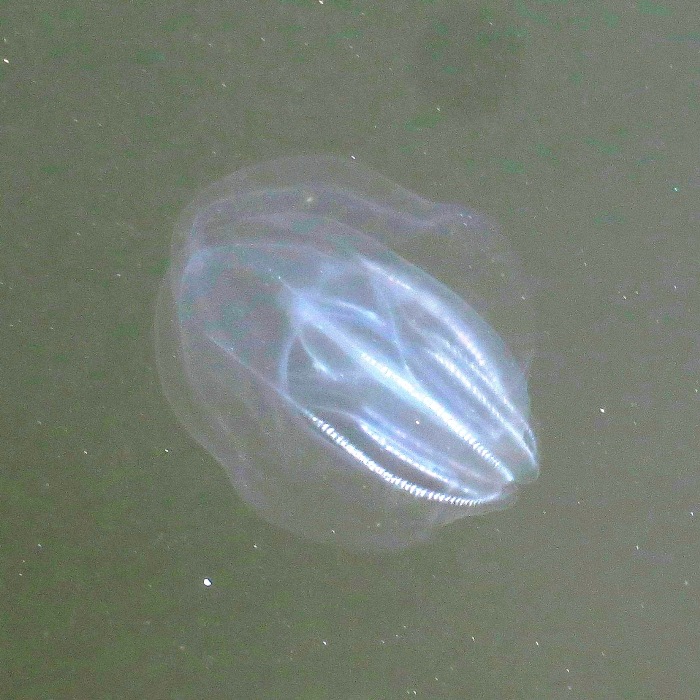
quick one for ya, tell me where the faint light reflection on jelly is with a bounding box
[155,155,539,550]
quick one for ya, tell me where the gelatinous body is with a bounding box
[155,156,538,549]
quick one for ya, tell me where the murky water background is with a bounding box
[2,1,698,697]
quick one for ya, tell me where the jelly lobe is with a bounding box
[156,156,538,549]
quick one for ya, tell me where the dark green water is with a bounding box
[2,1,698,697]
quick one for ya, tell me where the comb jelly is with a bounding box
[155,156,538,550]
